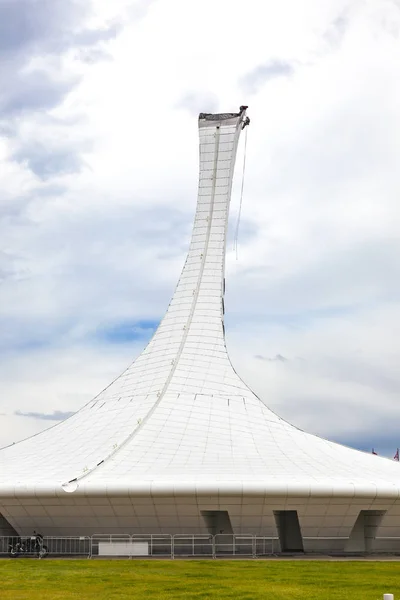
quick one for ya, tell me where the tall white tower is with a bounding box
[1,108,400,553]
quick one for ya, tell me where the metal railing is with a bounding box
[214,534,257,557]
[91,534,131,557]
[45,536,91,557]
[2,534,400,558]
[2,535,91,558]
[133,534,173,557]
[173,534,214,558]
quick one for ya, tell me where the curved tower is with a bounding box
[1,107,400,553]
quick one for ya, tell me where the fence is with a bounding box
[2,534,400,558]
[1,534,278,558]
[1,535,92,558]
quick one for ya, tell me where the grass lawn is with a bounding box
[0,559,399,599]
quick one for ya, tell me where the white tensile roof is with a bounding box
[0,107,399,502]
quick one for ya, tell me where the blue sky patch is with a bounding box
[96,320,158,344]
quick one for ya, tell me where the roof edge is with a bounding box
[1,480,399,500]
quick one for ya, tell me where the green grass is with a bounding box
[0,559,399,599]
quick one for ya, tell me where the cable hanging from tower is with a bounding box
[233,125,248,260]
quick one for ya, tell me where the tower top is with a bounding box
[198,104,249,123]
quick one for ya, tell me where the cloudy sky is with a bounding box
[1,0,399,456]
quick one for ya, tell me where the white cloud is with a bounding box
[0,0,400,456]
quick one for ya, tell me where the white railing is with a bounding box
[44,536,91,557]
[2,534,400,558]
[133,534,173,557]
[173,534,214,558]
[214,534,257,557]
